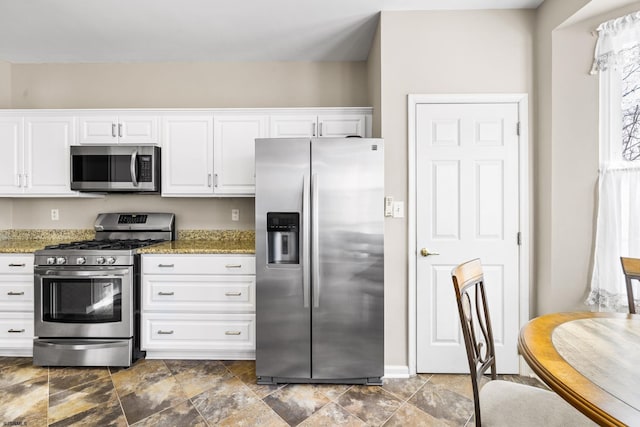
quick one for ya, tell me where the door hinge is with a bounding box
[516,122,521,136]
[517,232,522,246]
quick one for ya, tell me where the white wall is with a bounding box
[10,62,368,109]
[535,0,640,314]
[0,61,10,108]
[379,9,535,368]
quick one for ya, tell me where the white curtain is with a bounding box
[588,11,640,311]
[591,11,640,74]
[588,167,640,310]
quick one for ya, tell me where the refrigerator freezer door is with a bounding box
[311,138,384,380]
[255,138,311,380]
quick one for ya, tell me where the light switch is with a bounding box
[384,196,394,217]
[392,201,404,218]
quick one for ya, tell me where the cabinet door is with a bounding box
[78,116,119,144]
[214,115,268,195]
[162,115,214,195]
[318,114,366,138]
[269,115,316,138]
[118,115,159,145]
[0,117,23,194]
[25,116,76,194]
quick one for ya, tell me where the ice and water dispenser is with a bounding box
[267,212,299,264]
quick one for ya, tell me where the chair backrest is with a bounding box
[451,258,497,426]
[620,257,640,314]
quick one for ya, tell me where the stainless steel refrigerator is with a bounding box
[255,137,384,385]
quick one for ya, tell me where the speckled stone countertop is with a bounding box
[0,229,255,255]
[0,229,94,254]
[138,230,255,254]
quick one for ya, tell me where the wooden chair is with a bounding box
[451,259,595,426]
[620,257,640,314]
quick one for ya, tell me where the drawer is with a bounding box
[143,275,255,313]
[0,255,34,274]
[0,279,34,311]
[142,313,255,351]
[142,254,255,275]
[0,312,34,340]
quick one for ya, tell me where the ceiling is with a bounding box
[0,0,544,63]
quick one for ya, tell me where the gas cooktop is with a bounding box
[34,212,176,266]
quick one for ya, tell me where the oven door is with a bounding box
[34,266,133,338]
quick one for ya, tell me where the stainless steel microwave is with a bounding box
[70,145,160,193]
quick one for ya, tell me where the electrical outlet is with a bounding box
[231,209,240,221]
[51,209,59,221]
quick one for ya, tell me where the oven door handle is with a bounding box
[34,340,130,350]
[130,150,139,187]
[38,269,131,277]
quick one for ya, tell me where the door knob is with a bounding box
[420,248,440,257]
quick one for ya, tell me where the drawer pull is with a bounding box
[225,264,242,269]
[7,291,25,296]
[8,329,25,333]
[225,291,242,297]
[157,330,174,335]
[158,291,175,296]
[225,331,242,336]
[158,264,175,268]
[8,263,26,267]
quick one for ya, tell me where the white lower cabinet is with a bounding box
[141,254,255,359]
[0,254,35,356]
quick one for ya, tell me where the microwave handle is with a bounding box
[130,150,138,187]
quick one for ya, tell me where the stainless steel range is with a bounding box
[33,212,175,367]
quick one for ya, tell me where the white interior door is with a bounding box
[415,102,521,373]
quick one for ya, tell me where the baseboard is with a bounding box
[384,365,411,379]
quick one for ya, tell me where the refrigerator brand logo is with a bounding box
[371,145,378,151]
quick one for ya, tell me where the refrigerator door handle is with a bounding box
[303,175,311,308]
[311,172,320,308]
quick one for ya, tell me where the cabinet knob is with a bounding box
[8,329,25,333]
[225,331,241,336]
[158,291,175,296]
[7,291,25,296]
[157,330,174,335]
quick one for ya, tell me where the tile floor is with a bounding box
[0,357,543,426]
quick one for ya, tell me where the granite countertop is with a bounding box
[137,239,254,254]
[0,229,255,255]
[139,229,255,254]
[0,229,95,254]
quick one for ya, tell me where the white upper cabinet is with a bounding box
[270,113,367,138]
[213,114,268,195]
[0,118,23,194]
[0,115,77,196]
[162,115,214,196]
[78,115,159,145]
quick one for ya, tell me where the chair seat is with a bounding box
[480,380,596,426]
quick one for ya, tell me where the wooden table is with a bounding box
[518,311,640,427]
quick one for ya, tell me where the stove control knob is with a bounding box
[96,257,106,265]
[46,257,56,265]
[76,257,86,265]
[56,257,67,265]
[106,257,116,265]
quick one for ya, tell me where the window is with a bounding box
[622,45,640,161]
[589,11,640,311]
